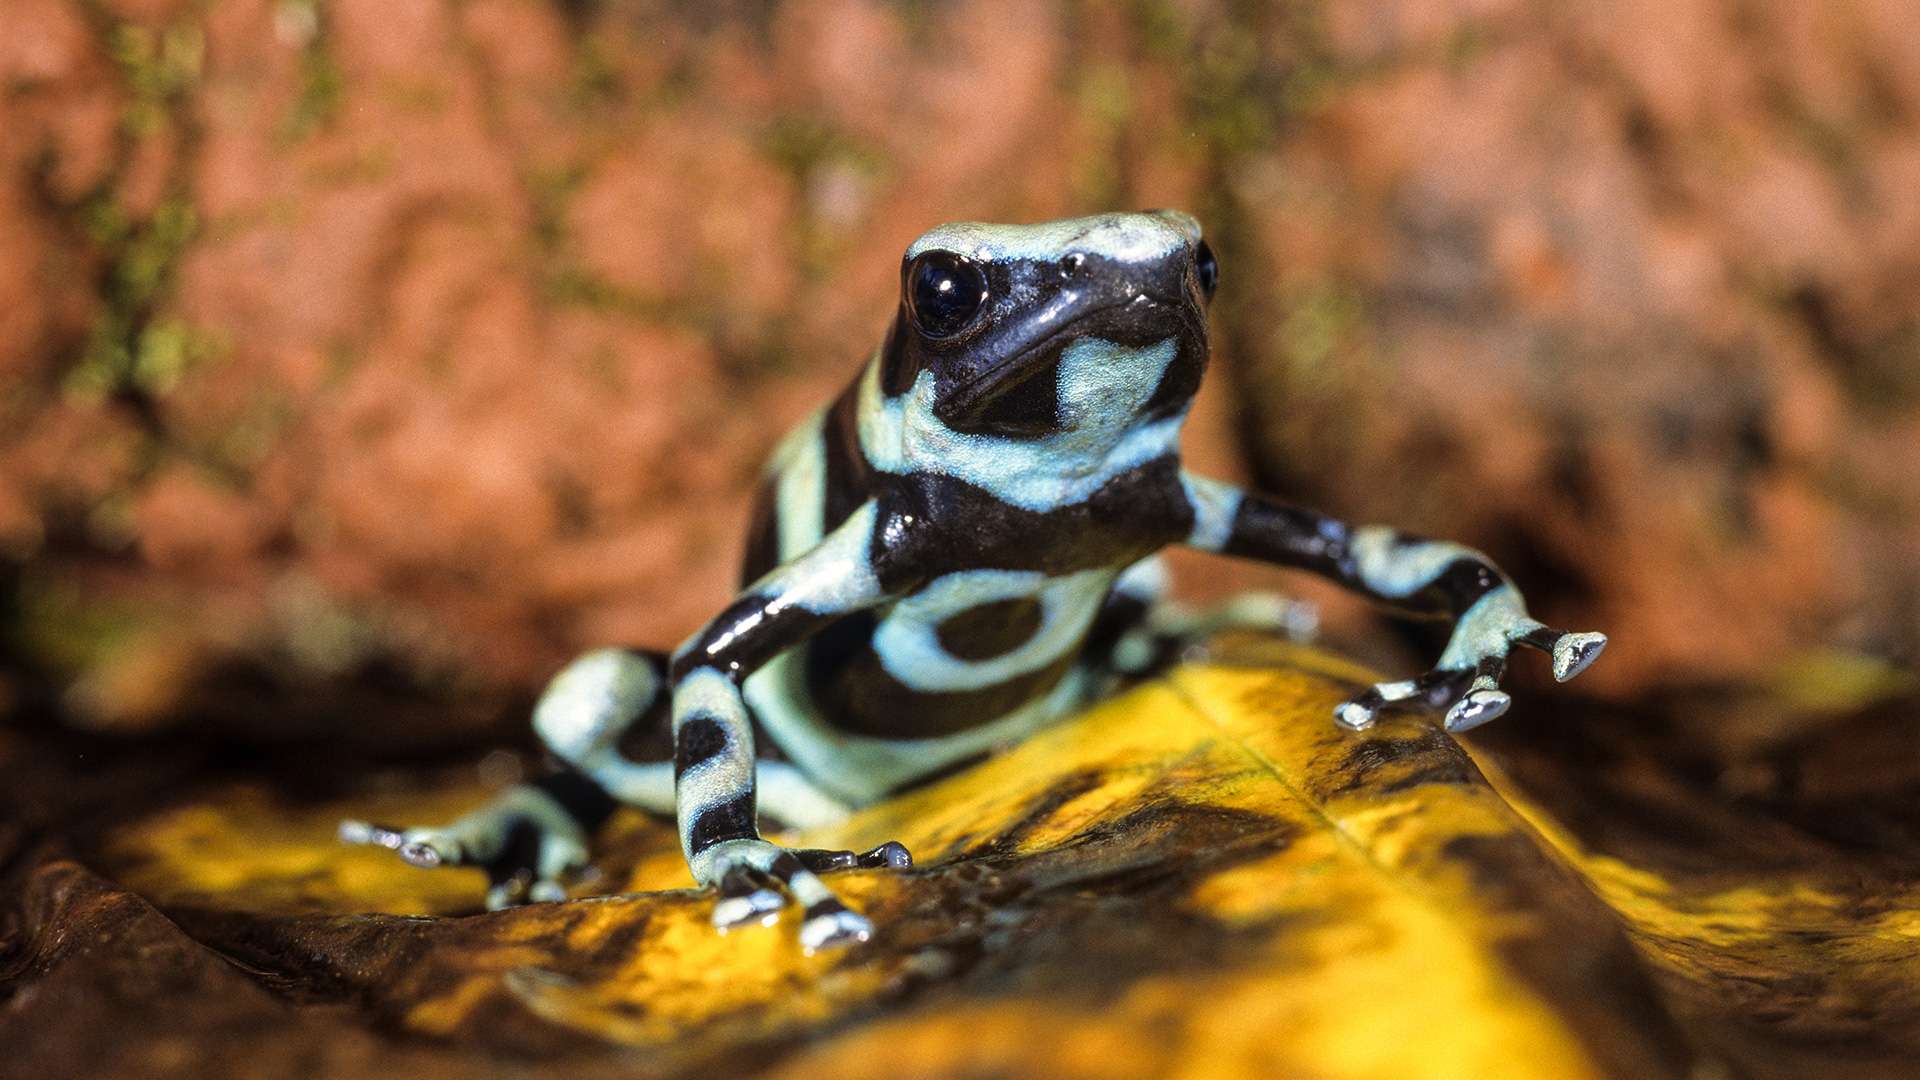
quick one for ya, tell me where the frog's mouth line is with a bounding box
[932,293,1203,425]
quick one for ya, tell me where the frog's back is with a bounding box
[736,373,1189,800]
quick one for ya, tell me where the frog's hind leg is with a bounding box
[341,647,672,909]
[339,776,609,908]
[342,647,860,909]
[1084,556,1317,682]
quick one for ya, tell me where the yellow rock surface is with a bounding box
[7,641,1915,1078]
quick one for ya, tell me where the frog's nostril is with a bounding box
[1058,252,1085,278]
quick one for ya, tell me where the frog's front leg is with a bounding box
[670,500,916,950]
[1181,473,1606,732]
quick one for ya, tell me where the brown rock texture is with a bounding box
[0,0,1915,751]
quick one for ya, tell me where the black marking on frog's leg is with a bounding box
[1179,472,1608,731]
[673,714,730,778]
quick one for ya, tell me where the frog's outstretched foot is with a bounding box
[338,774,609,910]
[1333,623,1607,734]
[696,837,908,952]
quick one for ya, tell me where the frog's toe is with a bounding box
[792,840,914,873]
[713,865,786,930]
[860,840,913,869]
[713,888,786,930]
[1333,677,1424,731]
[1333,698,1379,731]
[1551,631,1608,682]
[337,819,397,849]
[798,901,872,954]
[339,820,457,868]
[1515,625,1608,682]
[1444,688,1511,733]
[400,836,454,868]
[483,866,574,909]
[700,840,883,948]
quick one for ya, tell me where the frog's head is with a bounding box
[880,211,1214,444]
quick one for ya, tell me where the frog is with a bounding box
[340,210,1607,952]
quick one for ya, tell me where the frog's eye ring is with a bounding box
[1195,240,1219,300]
[906,251,989,339]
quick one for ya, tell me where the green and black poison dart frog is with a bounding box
[340,211,1607,952]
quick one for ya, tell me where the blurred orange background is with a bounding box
[2,0,1916,746]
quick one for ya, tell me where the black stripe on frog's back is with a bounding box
[819,376,874,535]
[871,454,1194,588]
[738,374,875,587]
[739,480,782,585]
[803,611,1081,739]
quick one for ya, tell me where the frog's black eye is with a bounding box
[906,251,989,338]
[1195,240,1219,300]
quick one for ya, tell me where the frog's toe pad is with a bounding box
[859,841,913,869]
[338,819,450,868]
[1333,678,1424,731]
[798,902,873,954]
[713,888,786,931]
[1333,700,1378,731]
[1444,689,1511,733]
[1552,632,1608,682]
[398,841,446,868]
[337,819,395,849]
